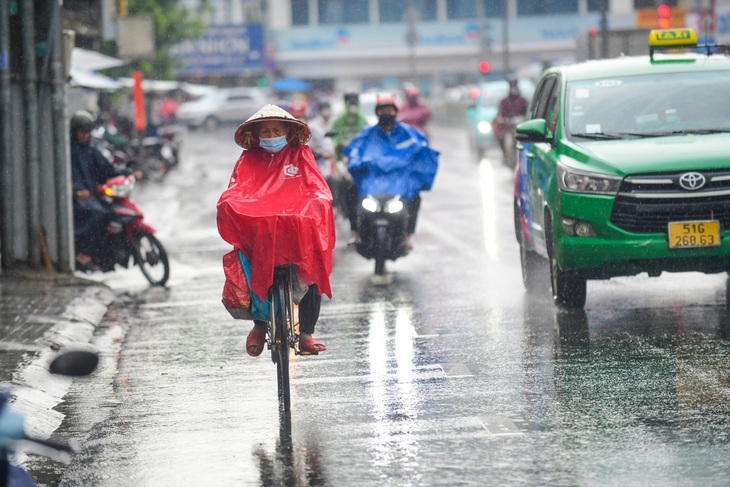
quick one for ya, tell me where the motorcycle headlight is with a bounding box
[105,177,135,198]
[361,196,381,213]
[477,121,492,134]
[161,145,173,159]
[384,197,404,214]
[557,164,622,195]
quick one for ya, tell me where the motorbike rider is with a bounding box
[344,96,439,251]
[307,101,338,199]
[217,104,335,356]
[493,79,530,158]
[331,92,369,244]
[70,111,133,271]
[397,86,432,138]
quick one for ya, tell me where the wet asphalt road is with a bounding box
[29,124,730,486]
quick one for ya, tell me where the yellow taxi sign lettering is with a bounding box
[649,28,697,48]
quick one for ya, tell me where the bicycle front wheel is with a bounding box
[273,280,291,413]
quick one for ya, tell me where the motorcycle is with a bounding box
[499,115,525,169]
[0,350,98,487]
[79,175,170,286]
[355,193,409,276]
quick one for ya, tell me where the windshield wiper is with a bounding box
[637,129,730,137]
[571,132,625,140]
[670,129,730,135]
[616,132,664,138]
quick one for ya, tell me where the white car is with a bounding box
[178,87,271,131]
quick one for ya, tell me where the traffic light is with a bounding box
[479,60,491,74]
[657,4,671,29]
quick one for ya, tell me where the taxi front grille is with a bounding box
[610,170,730,233]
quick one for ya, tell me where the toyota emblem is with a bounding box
[678,172,706,191]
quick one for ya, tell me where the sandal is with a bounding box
[300,337,326,354]
[246,328,267,357]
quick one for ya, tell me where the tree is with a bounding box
[105,0,209,80]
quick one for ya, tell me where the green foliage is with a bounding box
[109,0,209,80]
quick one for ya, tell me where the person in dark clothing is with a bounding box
[70,111,127,271]
[493,79,530,158]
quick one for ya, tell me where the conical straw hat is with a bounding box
[234,104,311,149]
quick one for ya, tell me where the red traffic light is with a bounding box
[657,4,671,28]
[479,60,491,74]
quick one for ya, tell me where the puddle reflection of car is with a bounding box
[466,79,535,158]
[178,87,271,131]
[514,28,730,309]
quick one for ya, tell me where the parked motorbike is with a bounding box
[355,193,409,275]
[0,350,98,487]
[79,175,170,286]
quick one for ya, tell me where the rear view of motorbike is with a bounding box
[355,194,409,275]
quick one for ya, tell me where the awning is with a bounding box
[72,47,125,71]
[69,67,122,90]
[271,77,311,92]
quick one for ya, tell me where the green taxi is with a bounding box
[514,29,730,308]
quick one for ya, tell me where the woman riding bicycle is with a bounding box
[217,105,335,356]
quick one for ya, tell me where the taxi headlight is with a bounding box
[477,121,492,134]
[558,164,622,195]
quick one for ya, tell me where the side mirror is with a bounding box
[49,350,99,377]
[515,119,550,143]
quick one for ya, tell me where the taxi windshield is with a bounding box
[566,71,730,140]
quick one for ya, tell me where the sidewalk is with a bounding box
[0,269,115,385]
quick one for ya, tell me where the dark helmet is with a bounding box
[375,95,398,113]
[70,111,95,132]
[344,92,359,105]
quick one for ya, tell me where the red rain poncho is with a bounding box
[217,144,335,300]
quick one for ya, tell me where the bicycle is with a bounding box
[266,265,318,415]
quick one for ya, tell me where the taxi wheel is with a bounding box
[546,225,586,309]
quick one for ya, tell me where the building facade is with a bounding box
[179,0,714,90]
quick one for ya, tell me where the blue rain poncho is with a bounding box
[344,122,439,201]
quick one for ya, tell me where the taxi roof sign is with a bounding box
[649,28,698,59]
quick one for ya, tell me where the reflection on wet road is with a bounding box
[35,126,730,486]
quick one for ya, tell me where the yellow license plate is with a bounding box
[668,220,720,249]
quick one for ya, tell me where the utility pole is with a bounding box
[405,0,419,82]
[502,0,510,76]
[600,0,609,59]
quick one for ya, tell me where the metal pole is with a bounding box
[0,0,12,269]
[21,0,41,267]
[502,0,510,76]
[600,0,608,59]
[50,1,73,273]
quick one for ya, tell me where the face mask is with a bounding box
[348,105,359,114]
[378,114,396,126]
[259,135,288,153]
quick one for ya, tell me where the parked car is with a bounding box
[514,28,730,308]
[177,87,271,131]
[466,79,535,158]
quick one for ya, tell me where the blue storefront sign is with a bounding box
[172,24,264,75]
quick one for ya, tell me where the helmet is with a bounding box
[289,101,308,119]
[70,111,95,132]
[344,92,359,105]
[375,96,398,113]
[405,86,419,97]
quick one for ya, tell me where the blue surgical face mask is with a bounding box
[259,135,288,153]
